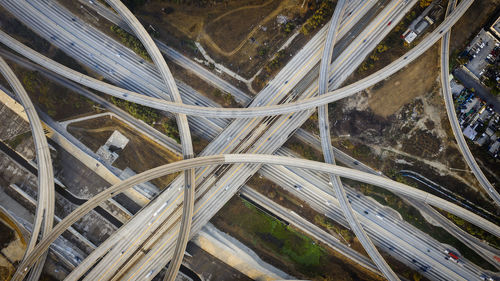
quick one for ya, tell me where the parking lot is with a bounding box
[464,29,498,78]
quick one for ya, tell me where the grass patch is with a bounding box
[4,131,31,150]
[354,178,497,271]
[110,25,152,62]
[237,198,324,272]
[212,196,383,280]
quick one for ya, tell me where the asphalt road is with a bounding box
[440,1,500,207]
[0,56,54,281]
[104,1,196,280]
[319,1,398,280]
[453,67,500,113]
[0,139,123,227]
[0,0,476,118]
[12,153,500,280]
[2,0,492,278]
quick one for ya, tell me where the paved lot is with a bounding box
[464,29,497,77]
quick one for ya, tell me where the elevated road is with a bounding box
[440,0,500,207]
[40,1,488,278]
[0,57,54,281]
[0,48,182,155]
[12,154,500,281]
[2,0,488,276]
[1,1,380,278]
[0,0,475,118]
[239,185,381,276]
[103,1,195,280]
[318,1,398,280]
[78,0,252,105]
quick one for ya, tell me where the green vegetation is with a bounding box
[282,22,296,34]
[352,143,371,158]
[238,198,324,271]
[483,64,500,96]
[212,89,237,107]
[419,0,432,8]
[5,131,32,150]
[301,1,334,35]
[284,137,323,162]
[314,215,353,243]
[449,49,468,71]
[110,25,151,61]
[357,177,497,271]
[110,96,159,124]
[162,118,180,143]
[109,96,180,142]
[257,45,269,58]
[213,197,381,280]
[444,212,500,249]
[254,49,289,90]
[357,6,423,74]
[19,70,94,119]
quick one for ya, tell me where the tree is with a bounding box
[419,0,432,8]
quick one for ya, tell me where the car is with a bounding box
[284,80,288,84]
[294,184,302,190]
[363,210,368,214]
[363,39,367,43]
[353,161,359,165]
[387,21,392,26]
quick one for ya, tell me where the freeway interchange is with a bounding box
[0,0,498,280]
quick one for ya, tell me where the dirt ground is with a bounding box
[367,45,440,117]
[324,0,500,212]
[132,0,306,77]
[449,0,500,52]
[67,115,180,189]
[211,195,385,281]
[0,212,26,281]
[244,176,429,280]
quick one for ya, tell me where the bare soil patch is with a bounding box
[449,0,500,52]
[67,116,180,189]
[130,0,305,77]
[367,45,440,117]
[204,0,281,53]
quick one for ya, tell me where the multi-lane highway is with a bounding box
[84,1,430,279]
[103,1,196,280]
[2,0,497,280]
[0,1,386,278]
[0,0,475,118]
[0,57,54,281]
[12,153,500,280]
[319,1,398,280]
